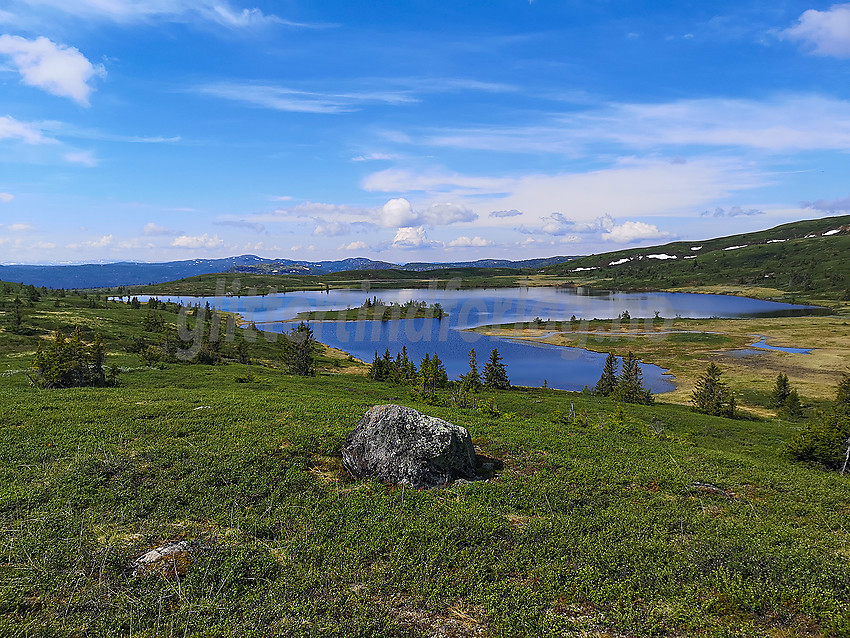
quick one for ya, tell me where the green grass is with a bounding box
[0,283,849,636]
[545,216,850,309]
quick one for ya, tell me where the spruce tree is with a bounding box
[612,352,653,404]
[594,352,618,396]
[770,373,791,408]
[691,363,736,417]
[280,321,317,376]
[460,349,482,393]
[483,348,510,389]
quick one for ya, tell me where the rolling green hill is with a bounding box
[0,284,849,636]
[544,215,850,307]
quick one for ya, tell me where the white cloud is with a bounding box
[423,202,477,225]
[366,159,759,225]
[423,95,850,153]
[351,152,395,162]
[143,222,178,236]
[364,169,506,194]
[20,0,299,29]
[391,226,440,249]
[447,236,492,248]
[783,4,850,58]
[380,198,420,227]
[0,115,55,144]
[171,233,224,249]
[602,221,670,243]
[7,222,32,231]
[69,234,113,249]
[0,192,13,202]
[340,241,368,251]
[312,220,350,236]
[0,35,105,105]
[198,82,415,114]
[64,150,98,166]
[377,198,477,228]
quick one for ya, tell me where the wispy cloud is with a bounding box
[489,209,522,218]
[142,222,179,236]
[0,35,105,105]
[197,82,417,114]
[782,4,850,58]
[64,150,98,166]
[421,95,850,154]
[701,206,764,217]
[0,115,56,144]
[215,219,266,233]
[0,192,13,203]
[17,0,323,30]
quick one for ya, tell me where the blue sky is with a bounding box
[1,1,850,264]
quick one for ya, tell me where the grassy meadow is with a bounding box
[0,282,849,637]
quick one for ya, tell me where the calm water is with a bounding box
[136,287,819,393]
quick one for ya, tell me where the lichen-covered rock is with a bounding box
[342,405,476,488]
[131,541,191,578]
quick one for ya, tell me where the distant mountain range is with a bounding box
[0,255,575,289]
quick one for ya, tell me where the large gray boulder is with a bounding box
[342,405,476,488]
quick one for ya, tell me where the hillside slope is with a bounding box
[544,215,850,306]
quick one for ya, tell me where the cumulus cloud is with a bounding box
[0,193,13,203]
[783,4,850,58]
[64,150,98,166]
[801,195,850,212]
[701,206,764,217]
[602,221,670,243]
[378,198,477,227]
[489,209,522,218]
[380,198,420,227]
[172,233,224,249]
[0,115,55,144]
[447,236,492,248]
[391,226,441,249]
[0,35,105,105]
[340,240,368,251]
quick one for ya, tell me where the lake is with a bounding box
[135,287,820,393]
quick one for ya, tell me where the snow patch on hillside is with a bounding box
[690,246,702,251]
[646,254,677,260]
[609,258,632,266]
[723,245,747,251]
[823,229,840,236]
